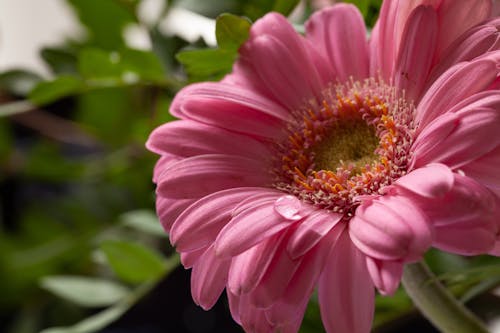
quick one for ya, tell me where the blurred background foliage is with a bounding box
[0,0,499,332]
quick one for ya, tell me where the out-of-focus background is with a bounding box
[0,1,500,333]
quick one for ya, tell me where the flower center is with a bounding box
[313,119,379,174]
[273,79,415,215]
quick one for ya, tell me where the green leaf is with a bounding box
[120,49,166,82]
[28,76,84,105]
[67,0,136,49]
[100,240,166,283]
[272,0,301,16]
[0,70,43,96]
[78,49,123,80]
[41,48,79,75]
[176,48,236,80]
[78,48,166,83]
[40,302,129,333]
[40,276,129,307]
[215,14,251,50]
[120,210,166,237]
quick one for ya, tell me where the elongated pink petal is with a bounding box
[170,188,271,251]
[305,4,369,81]
[152,154,180,183]
[411,173,497,227]
[248,236,303,308]
[237,294,275,332]
[146,120,272,158]
[215,194,301,257]
[350,195,432,262]
[435,0,492,59]
[241,13,325,109]
[394,5,437,101]
[413,98,500,169]
[173,96,285,139]
[393,163,454,198]
[156,154,272,199]
[319,231,374,333]
[286,209,343,259]
[180,247,206,268]
[227,233,283,295]
[156,196,195,232]
[171,82,291,121]
[191,245,231,310]
[434,220,497,256]
[462,146,500,196]
[366,257,403,296]
[416,56,499,128]
[428,18,500,82]
[266,225,344,325]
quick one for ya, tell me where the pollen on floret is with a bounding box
[273,78,416,214]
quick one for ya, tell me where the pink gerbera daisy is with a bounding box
[147,1,500,332]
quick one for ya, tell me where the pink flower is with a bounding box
[147,1,500,332]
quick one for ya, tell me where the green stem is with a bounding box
[402,261,489,333]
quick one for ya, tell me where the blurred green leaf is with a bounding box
[215,14,251,50]
[342,0,370,16]
[272,0,301,16]
[41,48,79,75]
[78,49,123,80]
[39,293,134,333]
[67,0,136,49]
[79,48,166,83]
[28,76,84,105]
[243,0,299,21]
[40,276,129,307]
[100,240,166,283]
[120,210,166,237]
[40,255,179,333]
[24,143,85,181]
[0,70,43,96]
[176,48,236,80]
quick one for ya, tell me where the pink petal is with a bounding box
[435,0,492,59]
[156,196,195,232]
[394,5,437,101]
[413,173,497,227]
[173,95,285,140]
[180,247,206,268]
[241,13,326,109]
[215,194,300,257]
[319,230,374,333]
[146,120,271,158]
[246,236,303,308]
[227,233,283,295]
[305,4,369,81]
[428,18,500,82]
[461,146,500,196]
[349,194,432,262]
[372,0,441,79]
[393,163,453,198]
[413,96,500,169]
[156,154,272,199]
[266,226,345,326]
[152,154,180,183]
[286,209,343,259]
[237,294,275,332]
[434,220,497,256]
[170,187,269,252]
[416,56,499,128]
[190,245,230,310]
[366,257,403,296]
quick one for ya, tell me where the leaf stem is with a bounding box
[402,261,489,333]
